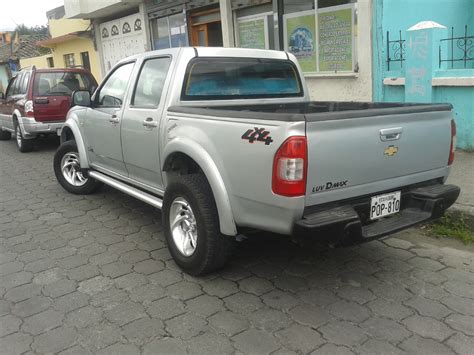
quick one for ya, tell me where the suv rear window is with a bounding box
[182,58,303,100]
[33,72,94,96]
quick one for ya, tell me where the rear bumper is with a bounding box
[294,183,460,246]
[19,117,64,137]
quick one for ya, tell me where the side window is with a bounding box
[5,77,17,97]
[97,62,134,107]
[20,72,30,94]
[132,57,171,108]
[12,73,22,95]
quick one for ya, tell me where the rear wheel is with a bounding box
[14,123,34,152]
[0,129,11,141]
[54,140,102,194]
[163,174,235,275]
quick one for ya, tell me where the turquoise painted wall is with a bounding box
[372,0,474,150]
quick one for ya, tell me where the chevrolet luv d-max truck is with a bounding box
[0,67,97,152]
[53,47,460,275]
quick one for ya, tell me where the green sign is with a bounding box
[318,8,353,72]
[285,13,317,73]
[238,18,266,49]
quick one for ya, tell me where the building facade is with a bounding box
[64,0,372,101]
[19,7,101,81]
[372,0,474,150]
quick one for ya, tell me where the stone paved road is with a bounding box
[1,138,474,355]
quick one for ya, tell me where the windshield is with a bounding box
[33,72,95,96]
[182,58,303,100]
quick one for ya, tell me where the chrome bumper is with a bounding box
[19,117,64,137]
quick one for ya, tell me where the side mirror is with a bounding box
[72,90,91,107]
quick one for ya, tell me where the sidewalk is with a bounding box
[447,150,474,218]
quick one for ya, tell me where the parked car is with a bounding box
[53,47,460,275]
[0,66,97,152]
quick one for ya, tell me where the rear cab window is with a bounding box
[33,71,95,96]
[181,58,303,101]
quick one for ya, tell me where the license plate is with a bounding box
[370,191,401,220]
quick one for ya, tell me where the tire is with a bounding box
[163,173,235,276]
[14,122,34,152]
[0,129,11,141]
[53,140,102,194]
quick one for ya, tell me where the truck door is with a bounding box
[121,56,173,191]
[0,74,21,130]
[83,61,135,175]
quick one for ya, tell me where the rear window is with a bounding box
[33,72,94,96]
[182,58,303,101]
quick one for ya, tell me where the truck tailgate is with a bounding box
[305,109,452,207]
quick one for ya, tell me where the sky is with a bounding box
[0,0,64,31]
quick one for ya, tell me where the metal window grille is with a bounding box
[386,30,405,71]
[439,25,474,69]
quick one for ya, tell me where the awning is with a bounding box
[37,31,91,47]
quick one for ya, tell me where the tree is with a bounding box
[14,24,48,36]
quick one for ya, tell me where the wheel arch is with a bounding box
[60,120,89,169]
[163,139,237,236]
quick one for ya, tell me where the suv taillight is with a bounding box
[272,136,307,197]
[448,119,456,166]
[25,100,34,118]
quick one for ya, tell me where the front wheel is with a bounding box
[15,123,34,152]
[53,140,102,194]
[163,174,235,276]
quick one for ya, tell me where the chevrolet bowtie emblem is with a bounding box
[384,145,398,156]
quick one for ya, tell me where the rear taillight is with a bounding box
[272,136,307,197]
[25,100,34,118]
[448,119,456,165]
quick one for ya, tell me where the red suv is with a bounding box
[0,67,97,152]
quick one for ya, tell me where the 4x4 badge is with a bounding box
[242,127,273,145]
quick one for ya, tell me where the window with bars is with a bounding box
[63,53,75,68]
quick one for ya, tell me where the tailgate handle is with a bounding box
[380,127,402,141]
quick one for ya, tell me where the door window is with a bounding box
[6,77,17,97]
[132,57,171,108]
[97,62,134,107]
[12,73,22,95]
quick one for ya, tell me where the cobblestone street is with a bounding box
[1,138,473,355]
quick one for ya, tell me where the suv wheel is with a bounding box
[0,129,11,141]
[54,140,102,194]
[14,123,34,152]
[163,173,235,275]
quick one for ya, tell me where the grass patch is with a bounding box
[426,213,474,245]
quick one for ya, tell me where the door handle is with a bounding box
[109,114,120,124]
[380,127,402,141]
[143,117,158,128]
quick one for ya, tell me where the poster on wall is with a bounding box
[284,10,317,73]
[318,5,354,72]
[236,15,269,49]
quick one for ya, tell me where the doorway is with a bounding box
[189,8,223,47]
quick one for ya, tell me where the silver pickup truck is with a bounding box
[54,47,460,275]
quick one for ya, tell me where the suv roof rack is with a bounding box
[19,65,36,71]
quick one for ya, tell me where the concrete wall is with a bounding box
[372,0,474,150]
[305,0,373,101]
[19,55,51,70]
[49,18,92,37]
[47,37,101,81]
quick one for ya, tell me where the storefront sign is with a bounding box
[318,6,354,72]
[284,11,317,73]
[237,15,268,49]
